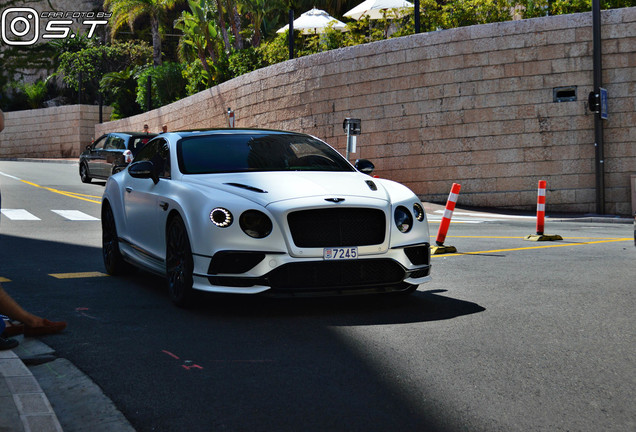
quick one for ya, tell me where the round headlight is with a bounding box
[394,206,413,233]
[210,208,233,227]
[413,202,425,222]
[240,210,272,238]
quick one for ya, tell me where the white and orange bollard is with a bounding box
[431,183,461,254]
[524,180,562,241]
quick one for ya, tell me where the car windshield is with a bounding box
[177,133,355,174]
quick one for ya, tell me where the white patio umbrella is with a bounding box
[344,0,414,20]
[277,7,347,34]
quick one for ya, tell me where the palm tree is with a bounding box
[175,0,221,83]
[238,0,279,47]
[100,66,142,118]
[223,0,244,50]
[104,0,179,66]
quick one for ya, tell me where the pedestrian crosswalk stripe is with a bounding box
[0,209,41,220]
[0,209,99,221]
[52,210,99,221]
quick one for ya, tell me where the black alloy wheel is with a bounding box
[166,215,195,307]
[80,162,92,183]
[102,202,133,275]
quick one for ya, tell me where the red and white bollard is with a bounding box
[227,108,235,128]
[535,180,547,235]
[431,183,461,254]
[525,180,562,241]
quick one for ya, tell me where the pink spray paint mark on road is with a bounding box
[75,307,98,320]
[162,350,204,370]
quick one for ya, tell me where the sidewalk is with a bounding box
[0,338,63,432]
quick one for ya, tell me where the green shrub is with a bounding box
[136,62,188,109]
[182,59,211,96]
[228,47,264,77]
[57,41,152,104]
[100,66,143,119]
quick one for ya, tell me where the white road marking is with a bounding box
[428,210,536,223]
[433,210,535,219]
[0,209,41,220]
[0,171,22,180]
[51,210,99,221]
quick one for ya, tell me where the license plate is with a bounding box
[323,247,358,260]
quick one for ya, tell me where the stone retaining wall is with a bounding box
[60,9,636,215]
[0,105,111,158]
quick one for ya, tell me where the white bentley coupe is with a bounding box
[101,129,431,306]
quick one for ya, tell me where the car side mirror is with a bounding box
[355,159,375,175]
[128,160,159,184]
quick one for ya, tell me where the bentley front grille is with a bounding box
[287,208,386,247]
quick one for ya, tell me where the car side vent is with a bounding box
[365,180,377,191]
[224,183,268,193]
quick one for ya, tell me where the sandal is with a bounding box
[1,320,25,338]
[24,319,67,337]
[0,336,19,350]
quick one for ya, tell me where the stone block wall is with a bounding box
[0,105,112,158]
[96,8,635,215]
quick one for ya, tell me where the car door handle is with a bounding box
[125,187,133,193]
[159,201,169,211]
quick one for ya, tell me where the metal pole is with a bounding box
[414,0,420,33]
[146,75,152,112]
[98,92,103,123]
[592,0,605,214]
[289,9,294,60]
[78,71,82,104]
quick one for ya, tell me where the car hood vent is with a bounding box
[224,182,268,193]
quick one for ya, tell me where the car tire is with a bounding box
[80,162,92,183]
[102,202,134,275]
[166,215,195,308]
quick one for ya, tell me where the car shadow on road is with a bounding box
[185,287,486,326]
[0,232,485,328]
[0,233,483,432]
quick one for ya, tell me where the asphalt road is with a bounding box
[0,160,634,432]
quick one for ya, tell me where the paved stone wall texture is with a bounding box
[92,7,632,215]
[0,105,112,158]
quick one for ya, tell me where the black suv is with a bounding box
[79,132,156,183]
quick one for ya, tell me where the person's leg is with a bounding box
[0,285,66,336]
[0,284,43,327]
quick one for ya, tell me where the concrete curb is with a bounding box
[0,347,63,432]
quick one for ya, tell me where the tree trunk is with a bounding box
[226,1,242,50]
[215,0,231,52]
[252,26,261,47]
[151,16,162,66]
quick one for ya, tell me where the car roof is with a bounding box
[110,132,158,138]
[165,128,306,138]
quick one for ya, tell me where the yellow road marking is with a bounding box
[20,180,101,204]
[445,235,624,240]
[432,238,631,257]
[0,277,11,283]
[49,272,109,279]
